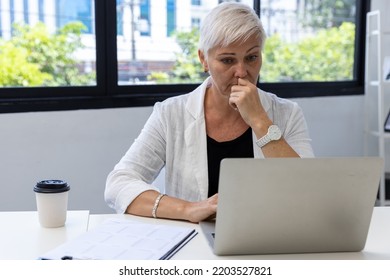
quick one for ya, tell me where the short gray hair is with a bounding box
[198,2,266,57]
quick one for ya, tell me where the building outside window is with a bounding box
[0,0,96,88]
[0,0,367,113]
[192,0,201,5]
[139,0,151,36]
[166,0,176,37]
[55,0,93,34]
[38,0,44,22]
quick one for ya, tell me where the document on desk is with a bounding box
[39,219,197,260]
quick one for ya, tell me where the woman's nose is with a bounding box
[234,62,248,78]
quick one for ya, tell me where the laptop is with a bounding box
[200,157,383,256]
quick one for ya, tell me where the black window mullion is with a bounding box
[354,0,370,86]
[104,0,118,97]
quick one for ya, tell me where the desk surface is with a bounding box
[1,207,390,260]
[0,210,89,260]
[88,207,390,260]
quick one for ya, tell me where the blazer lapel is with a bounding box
[184,78,210,200]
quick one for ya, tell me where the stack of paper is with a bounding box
[39,219,197,260]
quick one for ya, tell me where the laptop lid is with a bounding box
[207,157,383,256]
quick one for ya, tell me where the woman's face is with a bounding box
[200,35,262,98]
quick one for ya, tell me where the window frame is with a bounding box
[0,0,369,113]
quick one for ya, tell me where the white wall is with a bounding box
[0,107,152,214]
[0,95,364,213]
[296,95,364,157]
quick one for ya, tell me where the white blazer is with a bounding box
[105,77,314,213]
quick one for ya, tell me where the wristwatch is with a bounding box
[256,124,282,148]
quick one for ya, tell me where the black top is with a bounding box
[207,127,254,197]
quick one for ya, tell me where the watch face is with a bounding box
[269,125,282,140]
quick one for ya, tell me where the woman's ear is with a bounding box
[198,50,208,72]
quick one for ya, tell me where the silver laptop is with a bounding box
[200,157,383,256]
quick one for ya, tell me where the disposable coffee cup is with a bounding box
[34,180,70,228]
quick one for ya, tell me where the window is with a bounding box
[0,6,2,37]
[140,0,151,36]
[191,17,200,29]
[0,0,96,91]
[55,0,94,34]
[260,0,357,83]
[0,0,369,113]
[38,0,44,22]
[166,0,176,37]
[116,0,124,36]
[23,0,29,24]
[10,0,15,28]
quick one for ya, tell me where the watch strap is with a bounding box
[256,134,271,148]
[255,124,281,148]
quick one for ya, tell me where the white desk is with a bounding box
[0,210,89,260]
[88,207,390,260]
[1,208,389,260]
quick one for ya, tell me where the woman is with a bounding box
[105,2,314,223]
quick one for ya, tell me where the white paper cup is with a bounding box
[34,180,70,228]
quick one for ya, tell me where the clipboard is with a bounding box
[39,218,197,260]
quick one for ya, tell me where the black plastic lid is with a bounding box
[34,180,70,193]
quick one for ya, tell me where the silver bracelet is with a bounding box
[152,193,165,218]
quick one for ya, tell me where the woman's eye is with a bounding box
[221,58,234,64]
[247,55,258,62]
